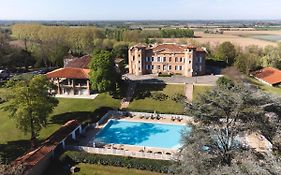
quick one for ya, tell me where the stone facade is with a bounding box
[128,43,206,77]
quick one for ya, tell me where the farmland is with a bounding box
[162,30,281,48]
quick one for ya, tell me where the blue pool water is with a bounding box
[94,120,190,149]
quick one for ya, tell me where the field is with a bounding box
[128,84,185,114]
[0,93,120,162]
[162,30,281,48]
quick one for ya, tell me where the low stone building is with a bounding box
[13,120,82,175]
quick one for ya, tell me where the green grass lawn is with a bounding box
[246,77,281,95]
[75,164,163,175]
[128,84,185,114]
[192,85,213,101]
[0,93,120,162]
[44,163,163,175]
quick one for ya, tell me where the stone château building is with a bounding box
[128,43,206,77]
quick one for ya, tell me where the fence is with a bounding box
[108,110,193,121]
[67,145,175,160]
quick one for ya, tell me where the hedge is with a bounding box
[60,151,174,174]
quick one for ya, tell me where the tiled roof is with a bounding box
[13,120,80,171]
[152,44,187,52]
[46,68,90,79]
[64,55,91,69]
[253,67,281,85]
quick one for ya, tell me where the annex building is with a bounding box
[128,43,206,77]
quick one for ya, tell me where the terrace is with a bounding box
[67,111,194,160]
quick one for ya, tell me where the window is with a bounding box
[138,54,141,57]
[152,65,154,69]
[180,58,182,62]
[157,57,160,62]
[199,65,202,71]
[175,57,178,62]
[157,65,161,70]
[175,66,178,70]
[179,66,182,70]
[169,65,172,70]
[133,56,135,61]
[199,57,202,63]
[169,57,172,62]
[189,60,192,64]
[163,57,166,62]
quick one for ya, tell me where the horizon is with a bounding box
[1,0,281,21]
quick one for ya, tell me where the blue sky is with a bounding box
[0,0,281,20]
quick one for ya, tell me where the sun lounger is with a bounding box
[177,116,183,122]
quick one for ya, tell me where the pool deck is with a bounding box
[72,111,272,160]
[76,113,190,159]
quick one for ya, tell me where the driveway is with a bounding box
[123,74,221,85]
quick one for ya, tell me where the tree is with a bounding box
[89,50,120,93]
[261,43,281,69]
[1,75,58,148]
[235,45,263,75]
[216,76,234,88]
[113,42,129,63]
[177,84,281,174]
[215,42,237,65]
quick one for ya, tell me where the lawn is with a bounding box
[44,163,163,175]
[246,77,281,95]
[192,85,213,101]
[128,84,185,114]
[75,164,163,175]
[0,93,120,162]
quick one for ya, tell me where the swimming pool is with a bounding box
[93,120,190,149]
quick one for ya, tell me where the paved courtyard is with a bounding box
[123,74,221,85]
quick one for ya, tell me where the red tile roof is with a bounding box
[46,68,90,79]
[13,120,80,172]
[149,43,202,53]
[64,55,92,69]
[253,67,281,85]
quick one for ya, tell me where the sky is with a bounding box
[0,0,281,20]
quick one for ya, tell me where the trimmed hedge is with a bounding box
[61,151,174,174]
[158,74,172,77]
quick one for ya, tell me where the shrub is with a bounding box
[158,73,172,77]
[61,151,174,174]
[216,76,234,88]
[171,93,187,103]
[151,92,168,101]
[134,90,151,99]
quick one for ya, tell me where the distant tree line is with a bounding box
[160,28,194,38]
[9,24,194,68]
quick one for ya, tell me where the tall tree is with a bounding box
[89,50,120,93]
[177,84,281,174]
[1,75,58,148]
[215,42,237,65]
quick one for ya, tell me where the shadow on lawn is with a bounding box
[0,140,30,163]
[133,79,167,100]
[50,107,115,125]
